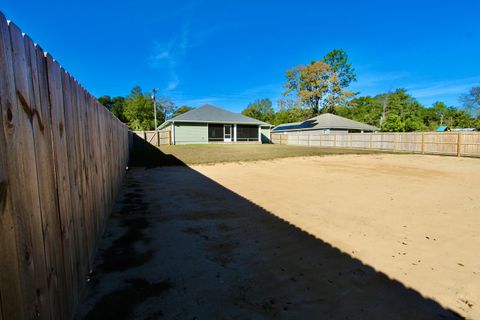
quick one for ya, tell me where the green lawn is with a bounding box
[152,143,380,166]
[129,141,382,166]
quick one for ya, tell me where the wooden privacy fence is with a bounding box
[271,131,480,157]
[0,13,129,320]
[133,130,171,146]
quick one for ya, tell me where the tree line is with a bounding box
[98,86,192,131]
[99,50,480,132]
[242,49,479,131]
[242,88,480,131]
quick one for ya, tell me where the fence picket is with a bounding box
[0,13,129,319]
[0,13,26,320]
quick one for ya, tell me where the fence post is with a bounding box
[457,133,462,157]
[421,133,425,154]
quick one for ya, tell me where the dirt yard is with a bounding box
[194,154,480,319]
[77,153,479,320]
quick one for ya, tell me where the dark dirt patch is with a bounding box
[83,278,171,320]
[216,223,234,232]
[118,189,149,215]
[205,241,239,267]
[182,226,205,235]
[117,202,149,214]
[183,211,240,221]
[124,192,142,199]
[99,217,153,273]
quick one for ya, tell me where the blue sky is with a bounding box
[2,0,479,112]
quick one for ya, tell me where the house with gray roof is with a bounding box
[158,104,273,144]
[273,113,379,133]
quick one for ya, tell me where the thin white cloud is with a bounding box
[357,71,410,88]
[350,69,480,106]
[149,22,190,91]
[406,77,480,99]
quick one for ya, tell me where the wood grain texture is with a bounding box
[0,13,26,320]
[45,54,75,319]
[0,12,129,319]
[8,20,51,320]
[133,130,172,146]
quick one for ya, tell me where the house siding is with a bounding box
[174,123,208,144]
[261,127,271,143]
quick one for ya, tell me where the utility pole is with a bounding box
[152,88,158,131]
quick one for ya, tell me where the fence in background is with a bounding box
[271,131,480,157]
[0,13,129,320]
[133,130,171,146]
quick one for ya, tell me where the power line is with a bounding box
[152,88,158,131]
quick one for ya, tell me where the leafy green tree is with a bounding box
[337,95,383,127]
[283,61,330,115]
[172,105,194,118]
[98,95,127,123]
[443,107,477,128]
[322,49,357,87]
[283,49,356,115]
[272,97,311,125]
[242,98,275,123]
[382,113,404,132]
[122,86,175,130]
[419,101,449,130]
[322,49,357,113]
[460,86,480,117]
[123,86,156,130]
[379,89,426,132]
[338,89,441,132]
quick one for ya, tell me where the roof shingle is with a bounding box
[159,104,271,128]
[273,113,379,132]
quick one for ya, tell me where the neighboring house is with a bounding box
[273,113,379,133]
[158,104,273,145]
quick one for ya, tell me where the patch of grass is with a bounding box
[158,144,381,165]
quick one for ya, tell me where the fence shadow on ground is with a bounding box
[76,143,464,319]
[128,135,185,167]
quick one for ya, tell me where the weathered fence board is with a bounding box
[9,20,52,320]
[0,13,129,320]
[46,53,76,319]
[271,131,480,157]
[0,13,25,320]
[27,33,67,320]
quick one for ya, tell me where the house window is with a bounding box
[237,125,258,141]
[208,124,224,141]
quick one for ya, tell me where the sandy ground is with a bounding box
[194,154,480,319]
[76,154,479,320]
